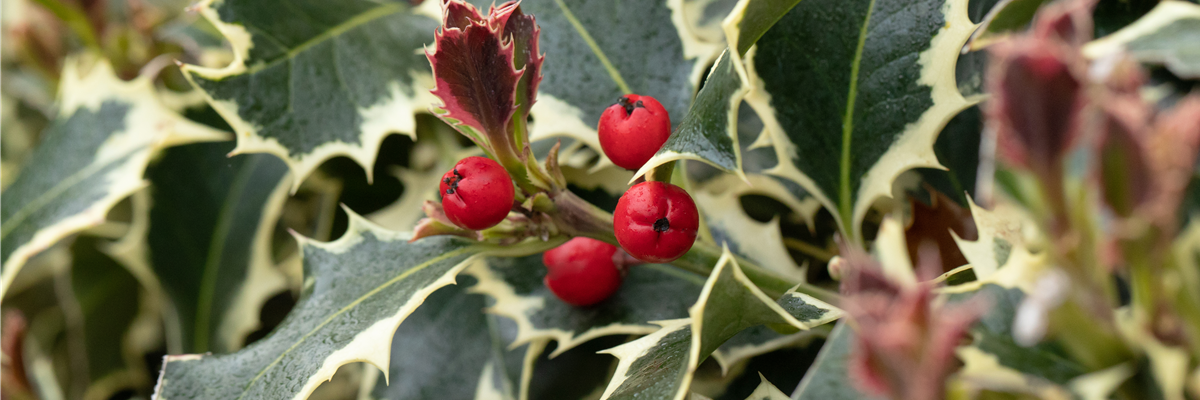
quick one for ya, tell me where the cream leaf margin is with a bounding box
[181,0,440,191]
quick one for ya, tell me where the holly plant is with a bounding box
[4,0,1200,399]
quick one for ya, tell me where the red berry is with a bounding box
[543,237,625,306]
[598,94,671,170]
[440,156,515,230]
[613,181,699,263]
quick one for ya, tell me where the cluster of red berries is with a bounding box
[437,94,698,307]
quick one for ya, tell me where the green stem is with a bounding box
[30,0,100,50]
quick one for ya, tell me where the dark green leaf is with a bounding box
[145,141,290,354]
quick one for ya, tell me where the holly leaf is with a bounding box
[712,322,830,376]
[693,174,811,283]
[636,49,750,181]
[152,214,560,400]
[1084,0,1200,79]
[467,254,705,357]
[365,273,536,400]
[141,141,292,354]
[646,0,978,241]
[182,0,439,188]
[0,57,227,296]
[792,322,885,400]
[598,249,841,400]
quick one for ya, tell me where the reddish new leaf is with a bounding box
[427,0,542,158]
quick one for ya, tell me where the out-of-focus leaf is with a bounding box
[967,0,1050,49]
[948,284,1088,385]
[1084,1,1200,79]
[791,322,884,400]
[365,273,534,400]
[182,0,439,189]
[68,236,160,400]
[468,255,704,357]
[142,141,291,354]
[153,214,561,400]
[0,56,226,296]
[598,250,841,400]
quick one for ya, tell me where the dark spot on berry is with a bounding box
[653,218,670,233]
[634,100,644,109]
[445,168,462,194]
[615,96,635,115]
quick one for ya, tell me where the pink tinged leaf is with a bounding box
[986,38,1085,175]
[1098,95,1153,217]
[502,6,543,117]
[1145,96,1200,232]
[1032,0,1097,47]
[838,247,984,400]
[428,1,524,152]
[443,0,485,30]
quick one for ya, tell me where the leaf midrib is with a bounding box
[839,0,878,231]
[237,246,477,399]
[551,0,632,94]
[243,2,405,75]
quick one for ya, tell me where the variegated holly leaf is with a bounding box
[636,49,749,181]
[598,249,841,400]
[152,213,561,400]
[142,141,291,354]
[463,0,717,168]
[749,0,976,241]
[647,0,978,241]
[0,57,227,296]
[181,0,440,189]
[1084,0,1200,79]
[948,284,1087,386]
[466,255,705,357]
[791,322,885,400]
[692,174,810,283]
[364,273,536,400]
[711,324,830,376]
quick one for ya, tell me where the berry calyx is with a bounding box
[598,94,672,170]
[543,237,626,306]
[613,181,699,263]
[439,156,515,230]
